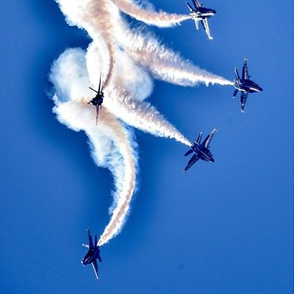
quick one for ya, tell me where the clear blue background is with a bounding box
[0,0,293,293]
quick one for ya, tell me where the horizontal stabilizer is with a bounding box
[184,149,193,156]
[233,89,238,98]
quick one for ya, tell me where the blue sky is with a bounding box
[0,0,293,293]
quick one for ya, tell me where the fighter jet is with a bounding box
[89,73,104,124]
[233,59,263,113]
[184,128,217,172]
[81,229,102,280]
[186,0,216,40]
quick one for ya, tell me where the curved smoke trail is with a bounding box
[51,0,232,246]
[85,43,191,146]
[55,0,118,87]
[111,0,190,27]
[50,48,190,245]
[55,102,137,246]
[50,50,137,246]
[82,0,117,88]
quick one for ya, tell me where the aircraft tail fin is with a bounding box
[196,132,202,144]
[186,2,194,12]
[98,72,103,92]
[234,68,240,80]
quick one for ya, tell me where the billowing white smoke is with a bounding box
[50,47,190,245]
[85,44,191,146]
[50,49,138,245]
[51,0,232,246]
[55,0,120,87]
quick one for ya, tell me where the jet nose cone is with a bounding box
[259,86,263,92]
[212,9,216,14]
[211,158,215,163]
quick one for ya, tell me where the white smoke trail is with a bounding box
[111,0,190,27]
[85,44,191,146]
[50,51,137,246]
[54,101,137,246]
[116,26,234,86]
[55,0,119,87]
[51,0,231,246]
[106,87,191,146]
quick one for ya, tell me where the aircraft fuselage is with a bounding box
[191,143,214,162]
[234,79,263,94]
[81,247,101,266]
[190,8,216,19]
[90,94,104,107]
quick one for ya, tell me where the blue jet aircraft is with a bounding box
[81,229,102,280]
[233,59,263,113]
[184,128,217,172]
[186,0,216,40]
[89,73,104,124]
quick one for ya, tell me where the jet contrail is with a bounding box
[55,0,118,88]
[117,26,234,86]
[51,0,232,247]
[111,0,190,27]
[50,49,138,245]
[105,87,191,146]
[50,48,190,246]
[51,93,138,247]
[85,43,191,146]
[82,0,117,88]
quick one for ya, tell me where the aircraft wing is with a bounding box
[91,260,99,280]
[184,154,200,172]
[201,19,213,40]
[82,251,91,263]
[203,128,217,148]
[240,91,248,113]
[88,230,94,249]
[242,59,249,80]
[89,86,98,94]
